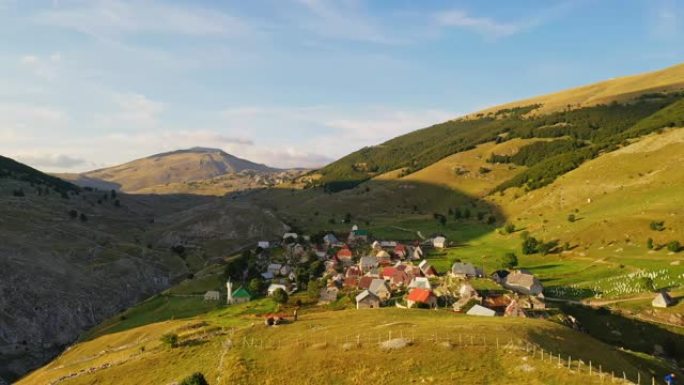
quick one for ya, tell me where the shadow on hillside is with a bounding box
[524,327,679,382]
[231,179,508,244]
[557,303,684,372]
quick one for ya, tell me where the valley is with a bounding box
[3,63,684,384]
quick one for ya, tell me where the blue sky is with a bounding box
[1,0,683,171]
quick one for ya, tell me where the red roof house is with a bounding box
[358,276,375,290]
[337,247,353,261]
[406,288,437,308]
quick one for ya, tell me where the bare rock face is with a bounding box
[0,255,169,381]
[0,181,286,382]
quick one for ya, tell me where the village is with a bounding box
[204,225,563,321]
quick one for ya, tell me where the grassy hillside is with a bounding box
[475,62,684,116]
[0,154,78,194]
[317,92,684,191]
[17,303,669,385]
[0,156,287,382]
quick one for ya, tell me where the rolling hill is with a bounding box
[315,63,684,191]
[59,147,288,194]
[0,156,287,383]
[8,63,684,384]
[15,301,666,385]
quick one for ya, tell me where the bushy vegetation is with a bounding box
[667,241,681,253]
[179,372,209,385]
[650,221,665,231]
[501,252,518,269]
[521,236,559,255]
[0,155,79,194]
[317,94,684,192]
[160,333,179,348]
[272,288,289,305]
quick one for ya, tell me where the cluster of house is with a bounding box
[204,225,549,319]
[309,226,547,317]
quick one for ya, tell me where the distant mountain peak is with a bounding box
[79,147,282,192]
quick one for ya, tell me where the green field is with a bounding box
[19,304,675,385]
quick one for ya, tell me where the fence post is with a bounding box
[637,372,640,385]
[567,355,571,369]
[589,361,592,376]
[496,337,499,350]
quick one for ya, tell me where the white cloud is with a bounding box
[19,52,63,80]
[291,0,404,44]
[0,103,67,131]
[96,93,165,129]
[434,3,576,40]
[106,130,253,147]
[235,146,333,169]
[649,0,681,39]
[33,0,251,39]
[15,153,86,169]
[435,10,523,38]
[219,104,455,165]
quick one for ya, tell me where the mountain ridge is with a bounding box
[60,147,288,193]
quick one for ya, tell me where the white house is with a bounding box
[356,290,380,309]
[257,241,270,249]
[466,304,496,317]
[266,263,283,277]
[432,236,447,249]
[652,291,674,308]
[204,290,220,301]
[503,270,543,295]
[408,277,432,290]
[283,232,298,241]
[268,283,289,296]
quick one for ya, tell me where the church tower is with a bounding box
[226,280,233,305]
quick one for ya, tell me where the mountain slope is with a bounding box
[0,156,287,383]
[476,62,684,116]
[0,155,78,194]
[316,63,684,191]
[16,304,660,385]
[67,147,280,193]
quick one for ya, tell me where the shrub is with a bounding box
[248,278,264,296]
[650,221,665,231]
[667,241,681,253]
[636,277,655,292]
[567,214,576,222]
[501,252,518,269]
[503,223,516,234]
[522,237,539,255]
[79,213,88,222]
[307,279,322,301]
[179,372,209,385]
[646,238,654,250]
[160,333,179,348]
[272,288,289,305]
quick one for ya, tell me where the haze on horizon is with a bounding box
[1,0,683,172]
